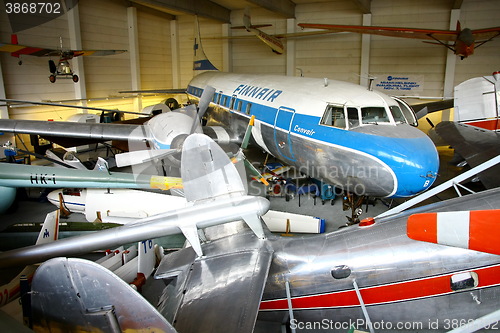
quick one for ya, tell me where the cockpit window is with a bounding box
[361,107,390,124]
[393,97,419,126]
[320,105,346,128]
[389,105,407,124]
[347,107,359,128]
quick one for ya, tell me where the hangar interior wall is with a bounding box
[0,0,498,128]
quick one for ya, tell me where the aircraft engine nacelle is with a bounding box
[141,103,171,116]
[128,110,202,168]
[0,186,16,214]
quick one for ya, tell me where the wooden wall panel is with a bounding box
[137,10,172,90]
[79,0,130,98]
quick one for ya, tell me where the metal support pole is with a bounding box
[353,279,375,333]
[285,280,296,333]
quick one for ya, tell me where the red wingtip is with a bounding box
[407,212,438,243]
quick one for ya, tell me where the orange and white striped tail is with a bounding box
[407,210,500,255]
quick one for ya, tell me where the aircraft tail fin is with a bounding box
[31,257,177,332]
[36,210,60,245]
[137,239,156,281]
[193,16,218,72]
[181,134,246,203]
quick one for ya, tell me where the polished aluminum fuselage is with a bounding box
[156,188,500,332]
[258,190,500,331]
[188,72,439,198]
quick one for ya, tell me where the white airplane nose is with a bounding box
[47,189,63,208]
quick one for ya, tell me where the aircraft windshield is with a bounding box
[320,105,346,128]
[347,107,359,127]
[389,105,407,124]
[361,107,389,124]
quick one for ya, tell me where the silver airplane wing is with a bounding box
[155,227,273,333]
[0,118,150,142]
[31,257,177,332]
[432,121,500,188]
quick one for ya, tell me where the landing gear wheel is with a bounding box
[72,74,79,83]
[49,75,56,83]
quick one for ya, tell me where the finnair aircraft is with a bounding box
[0,21,439,200]
[185,24,439,198]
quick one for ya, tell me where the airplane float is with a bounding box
[298,21,500,59]
[0,35,126,82]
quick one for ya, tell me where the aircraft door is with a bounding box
[273,107,296,161]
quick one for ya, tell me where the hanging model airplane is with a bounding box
[0,34,126,82]
[209,8,337,55]
[231,7,285,54]
[298,21,500,59]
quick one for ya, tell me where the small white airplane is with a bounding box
[0,157,182,214]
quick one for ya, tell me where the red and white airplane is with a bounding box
[298,21,500,59]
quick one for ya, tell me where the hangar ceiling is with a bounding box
[129,0,465,21]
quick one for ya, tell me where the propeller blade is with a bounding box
[241,115,255,149]
[115,149,177,167]
[244,158,269,186]
[190,86,216,134]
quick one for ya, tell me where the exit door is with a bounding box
[273,107,296,161]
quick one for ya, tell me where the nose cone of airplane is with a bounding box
[355,124,439,198]
[47,189,62,208]
[389,132,439,198]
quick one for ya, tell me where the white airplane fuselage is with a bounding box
[186,72,439,198]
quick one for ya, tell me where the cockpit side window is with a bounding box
[393,97,418,126]
[389,105,407,124]
[361,107,390,124]
[320,105,346,128]
[347,107,360,128]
